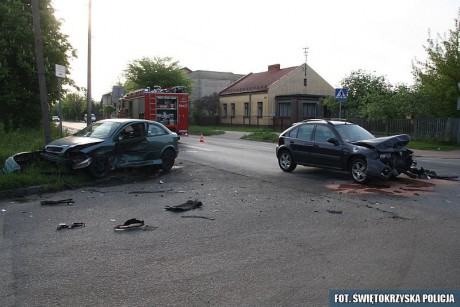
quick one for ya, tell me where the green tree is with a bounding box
[322,70,394,119]
[61,92,86,121]
[192,92,219,124]
[0,0,76,129]
[412,10,460,117]
[123,56,193,93]
[390,84,431,118]
[103,104,116,119]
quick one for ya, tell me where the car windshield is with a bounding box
[74,122,121,139]
[334,124,375,142]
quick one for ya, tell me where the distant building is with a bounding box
[100,86,124,118]
[219,64,334,128]
[186,70,244,101]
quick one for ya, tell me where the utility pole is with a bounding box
[31,0,51,144]
[86,0,92,126]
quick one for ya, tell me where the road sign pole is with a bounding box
[58,78,62,137]
[55,64,66,137]
[335,88,348,119]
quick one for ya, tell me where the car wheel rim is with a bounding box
[280,153,291,169]
[352,161,366,182]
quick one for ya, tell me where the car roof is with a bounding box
[98,118,154,124]
[299,119,355,126]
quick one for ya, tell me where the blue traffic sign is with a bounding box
[335,88,348,101]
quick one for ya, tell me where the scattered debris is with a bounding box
[406,166,458,180]
[114,218,145,231]
[326,210,343,214]
[56,222,85,230]
[41,199,75,206]
[165,199,203,212]
[181,215,215,220]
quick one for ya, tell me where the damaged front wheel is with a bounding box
[351,158,368,184]
[88,155,110,178]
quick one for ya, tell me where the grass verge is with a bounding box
[408,140,460,151]
[0,124,90,193]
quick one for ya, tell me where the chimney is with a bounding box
[268,64,281,72]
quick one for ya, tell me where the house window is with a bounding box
[244,103,249,117]
[257,102,263,117]
[303,103,317,118]
[223,104,227,118]
[231,103,235,118]
[279,102,291,117]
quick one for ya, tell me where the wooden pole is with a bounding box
[31,0,51,143]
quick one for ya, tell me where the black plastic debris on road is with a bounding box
[406,166,458,180]
[327,210,343,214]
[165,200,203,212]
[114,218,145,231]
[41,199,75,206]
[56,222,85,230]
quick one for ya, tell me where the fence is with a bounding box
[352,118,460,143]
[204,116,460,143]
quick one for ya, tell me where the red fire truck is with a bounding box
[118,86,189,135]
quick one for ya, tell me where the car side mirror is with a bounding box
[327,137,340,146]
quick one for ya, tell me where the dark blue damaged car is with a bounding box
[275,119,415,184]
[41,119,179,178]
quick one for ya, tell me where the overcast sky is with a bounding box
[52,0,459,99]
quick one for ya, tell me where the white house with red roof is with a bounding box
[219,64,334,128]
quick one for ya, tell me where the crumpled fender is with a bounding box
[3,151,41,174]
[352,134,410,152]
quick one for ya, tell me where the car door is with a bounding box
[115,122,150,165]
[309,124,344,169]
[287,123,314,163]
[144,122,171,161]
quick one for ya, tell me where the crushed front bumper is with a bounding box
[366,150,414,180]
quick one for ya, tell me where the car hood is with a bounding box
[351,134,410,152]
[46,136,104,148]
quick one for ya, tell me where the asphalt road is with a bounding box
[0,126,459,306]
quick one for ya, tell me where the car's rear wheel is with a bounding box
[278,150,297,172]
[88,155,110,178]
[351,157,368,184]
[160,149,175,171]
